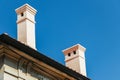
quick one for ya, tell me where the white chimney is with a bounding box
[62,44,87,76]
[15,4,37,49]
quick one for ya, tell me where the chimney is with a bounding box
[62,44,87,76]
[15,4,37,49]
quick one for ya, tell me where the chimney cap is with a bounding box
[15,3,37,15]
[62,44,86,55]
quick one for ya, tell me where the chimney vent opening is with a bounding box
[68,53,71,56]
[73,51,76,55]
[21,13,24,17]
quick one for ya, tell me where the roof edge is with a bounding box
[0,33,90,80]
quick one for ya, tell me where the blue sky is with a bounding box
[0,0,120,80]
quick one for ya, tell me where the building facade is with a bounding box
[0,4,90,80]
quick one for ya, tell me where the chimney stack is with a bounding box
[63,44,87,76]
[15,4,37,49]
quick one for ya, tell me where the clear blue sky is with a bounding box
[0,0,120,80]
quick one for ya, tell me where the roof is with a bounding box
[0,33,90,80]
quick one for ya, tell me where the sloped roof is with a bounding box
[0,33,90,80]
